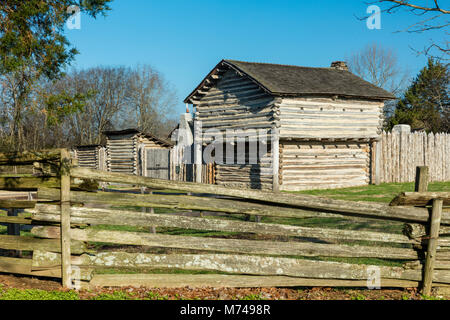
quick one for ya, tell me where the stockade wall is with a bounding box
[379,131,450,183]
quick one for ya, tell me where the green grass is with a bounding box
[0,285,80,300]
[90,291,136,300]
[292,181,450,203]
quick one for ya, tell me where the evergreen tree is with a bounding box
[0,0,112,150]
[0,1,112,77]
[387,58,449,133]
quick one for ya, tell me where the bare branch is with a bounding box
[359,1,449,59]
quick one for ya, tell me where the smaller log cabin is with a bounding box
[103,129,173,177]
[184,59,395,191]
[73,145,106,171]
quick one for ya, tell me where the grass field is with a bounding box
[294,181,450,203]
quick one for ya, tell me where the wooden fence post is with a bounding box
[60,149,72,288]
[141,187,156,234]
[272,129,280,192]
[415,166,429,192]
[422,199,443,296]
[374,140,382,185]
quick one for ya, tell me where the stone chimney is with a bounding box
[331,61,348,71]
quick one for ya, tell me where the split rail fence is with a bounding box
[0,150,449,295]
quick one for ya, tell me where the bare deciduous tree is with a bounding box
[346,43,410,122]
[0,64,178,150]
[346,43,410,96]
[367,1,449,59]
[120,65,178,137]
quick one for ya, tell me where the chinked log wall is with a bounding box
[277,97,384,140]
[275,97,383,191]
[279,141,371,191]
[74,146,106,171]
[106,133,138,175]
[194,69,277,190]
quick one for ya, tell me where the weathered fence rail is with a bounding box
[0,149,449,295]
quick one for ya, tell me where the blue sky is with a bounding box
[66,0,446,117]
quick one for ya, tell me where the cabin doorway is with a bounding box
[146,149,170,180]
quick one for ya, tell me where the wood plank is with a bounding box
[404,224,450,239]
[0,216,32,225]
[0,150,61,165]
[66,252,450,284]
[0,256,92,280]
[404,260,450,270]
[390,192,450,207]
[29,205,412,243]
[0,177,60,191]
[423,199,443,296]
[30,226,421,260]
[86,274,421,289]
[415,163,429,191]
[31,250,87,270]
[36,188,352,221]
[0,200,36,209]
[70,168,441,224]
[0,235,86,254]
[60,149,72,288]
[30,206,413,244]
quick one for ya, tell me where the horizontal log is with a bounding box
[31,250,88,270]
[30,206,401,244]
[391,192,450,207]
[0,177,60,191]
[36,188,348,220]
[403,260,450,270]
[279,121,380,129]
[279,133,378,140]
[0,216,32,225]
[70,168,440,224]
[86,274,421,289]
[64,252,450,284]
[403,224,450,238]
[0,256,92,280]
[0,177,96,192]
[280,183,370,191]
[278,98,383,107]
[30,226,420,259]
[0,235,87,254]
[0,150,61,165]
[0,200,36,209]
[198,105,275,117]
[197,93,269,107]
[201,87,263,100]
[436,261,450,270]
[199,111,275,123]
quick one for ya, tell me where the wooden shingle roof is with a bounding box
[103,129,173,147]
[184,59,396,103]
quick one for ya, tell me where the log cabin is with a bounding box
[73,145,106,171]
[103,129,173,178]
[184,59,395,191]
